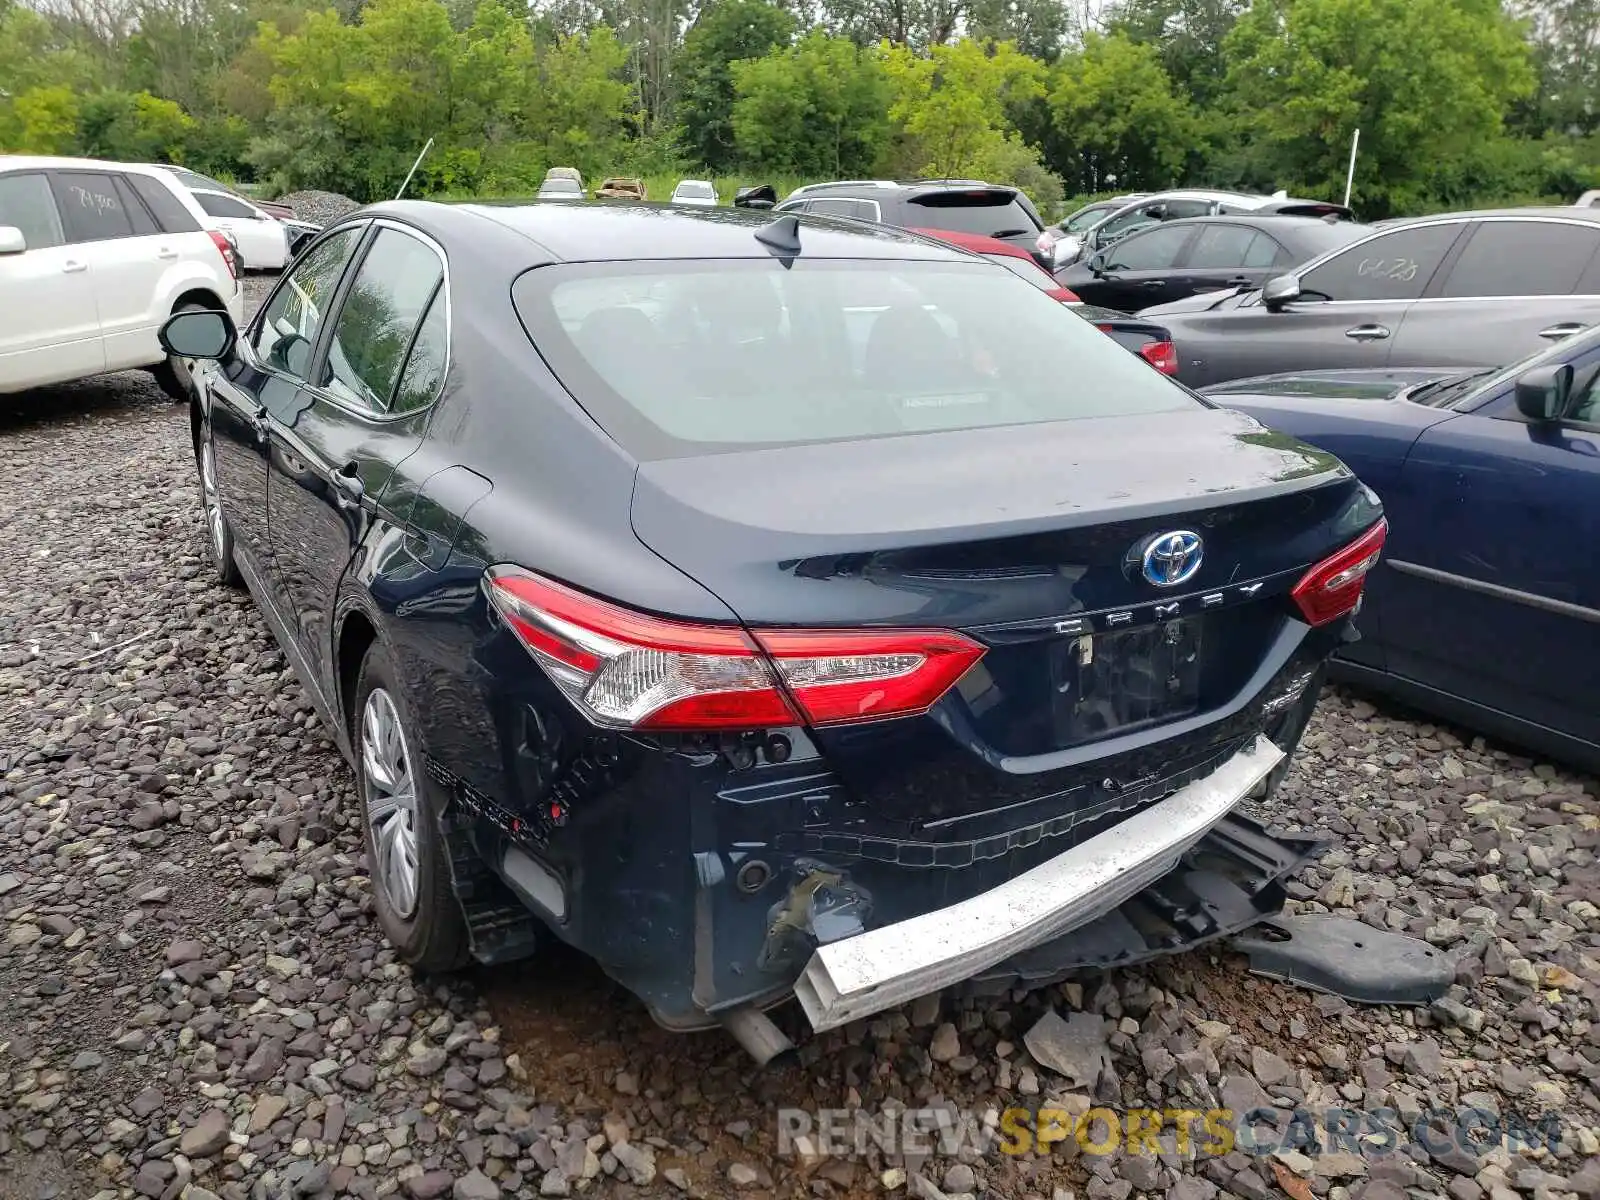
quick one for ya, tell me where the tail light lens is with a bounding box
[1291,519,1388,626]
[207,230,239,280]
[486,568,986,732]
[1139,339,1179,375]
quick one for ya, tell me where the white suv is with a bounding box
[0,155,245,398]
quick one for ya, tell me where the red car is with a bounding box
[908,227,1178,375]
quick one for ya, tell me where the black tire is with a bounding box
[195,417,243,589]
[153,300,212,403]
[352,642,471,973]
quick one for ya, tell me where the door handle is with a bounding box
[1538,322,1586,340]
[1226,276,1252,286]
[1344,324,1391,341]
[157,246,178,260]
[332,465,365,510]
[1140,279,1167,288]
[62,260,87,274]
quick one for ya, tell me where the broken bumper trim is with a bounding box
[792,734,1285,1032]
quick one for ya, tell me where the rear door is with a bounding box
[1086,223,1197,309]
[1178,220,1468,387]
[1178,222,1285,299]
[265,222,446,687]
[1385,217,1600,369]
[0,169,102,390]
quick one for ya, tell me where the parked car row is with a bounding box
[535,168,722,207]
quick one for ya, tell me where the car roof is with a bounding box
[1151,214,1362,232]
[366,199,978,264]
[1380,205,1600,223]
[0,154,177,176]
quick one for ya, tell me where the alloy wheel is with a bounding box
[360,687,421,919]
[198,435,226,565]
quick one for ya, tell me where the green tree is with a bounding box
[1108,0,1245,107]
[1046,31,1196,193]
[8,88,82,153]
[676,0,796,171]
[881,38,1045,179]
[1219,0,1536,215]
[731,31,891,175]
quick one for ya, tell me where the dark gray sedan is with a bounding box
[1141,207,1600,387]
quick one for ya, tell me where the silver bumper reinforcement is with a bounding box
[793,734,1286,1032]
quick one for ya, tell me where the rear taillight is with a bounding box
[208,231,238,280]
[1051,286,1080,303]
[1139,339,1179,375]
[486,568,986,732]
[1291,519,1388,626]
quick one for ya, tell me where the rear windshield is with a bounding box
[540,179,582,195]
[676,182,715,198]
[511,258,1198,459]
[906,190,1041,238]
[987,253,1055,291]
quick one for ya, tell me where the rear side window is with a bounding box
[1438,221,1600,298]
[319,228,445,411]
[112,176,159,236]
[392,287,449,413]
[50,172,135,242]
[1242,234,1284,268]
[197,192,258,219]
[906,191,1040,237]
[807,197,880,220]
[1300,223,1462,302]
[0,172,66,250]
[1186,224,1261,269]
[125,174,201,233]
[512,258,1197,459]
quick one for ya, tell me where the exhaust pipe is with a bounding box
[720,1006,797,1067]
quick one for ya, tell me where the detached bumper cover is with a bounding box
[793,734,1285,1031]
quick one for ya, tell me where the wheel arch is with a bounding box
[336,606,380,737]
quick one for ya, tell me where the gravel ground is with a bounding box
[0,275,1596,1200]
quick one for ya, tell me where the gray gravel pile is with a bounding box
[0,286,1595,1199]
[276,191,361,225]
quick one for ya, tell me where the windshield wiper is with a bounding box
[1405,369,1493,407]
[989,228,1030,238]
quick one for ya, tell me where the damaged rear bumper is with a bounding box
[794,734,1287,1031]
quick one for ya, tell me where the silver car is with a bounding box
[1140,207,1600,388]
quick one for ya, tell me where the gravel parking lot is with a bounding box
[0,275,1596,1200]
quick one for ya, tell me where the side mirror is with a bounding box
[1262,274,1302,310]
[1088,251,1109,277]
[159,309,237,360]
[1514,363,1573,421]
[0,226,25,255]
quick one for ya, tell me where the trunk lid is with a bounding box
[631,408,1370,783]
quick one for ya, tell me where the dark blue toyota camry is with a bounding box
[160,200,1386,1061]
